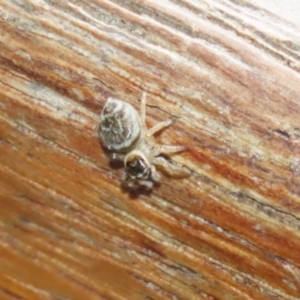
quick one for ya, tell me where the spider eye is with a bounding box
[125,156,150,179]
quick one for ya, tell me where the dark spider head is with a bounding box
[124,151,151,180]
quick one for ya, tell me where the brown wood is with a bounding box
[0,1,300,299]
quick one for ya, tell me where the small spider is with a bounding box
[99,92,189,189]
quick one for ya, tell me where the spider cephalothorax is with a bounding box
[124,151,151,180]
[100,92,189,189]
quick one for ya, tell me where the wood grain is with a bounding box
[0,0,300,299]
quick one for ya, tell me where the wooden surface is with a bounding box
[0,0,300,299]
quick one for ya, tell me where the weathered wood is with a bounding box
[0,0,300,299]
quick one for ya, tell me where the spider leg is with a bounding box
[121,170,154,189]
[110,153,126,161]
[150,164,161,182]
[159,144,187,155]
[140,92,147,131]
[153,156,190,178]
[147,119,174,137]
[139,180,153,189]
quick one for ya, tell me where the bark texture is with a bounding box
[0,0,300,299]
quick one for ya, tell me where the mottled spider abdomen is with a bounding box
[100,97,141,152]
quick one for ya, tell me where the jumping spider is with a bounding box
[100,92,189,189]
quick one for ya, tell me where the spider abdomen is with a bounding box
[100,98,141,151]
